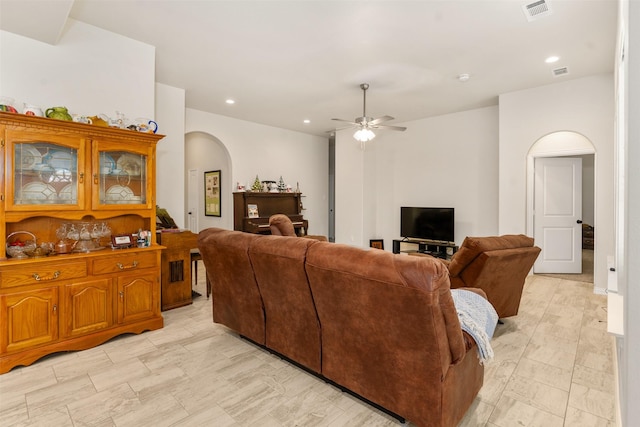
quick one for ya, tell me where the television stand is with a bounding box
[392,239,458,260]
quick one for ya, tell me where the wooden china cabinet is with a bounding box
[0,112,164,374]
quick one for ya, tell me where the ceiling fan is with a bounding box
[332,83,407,146]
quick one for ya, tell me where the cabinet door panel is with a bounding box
[117,274,158,324]
[92,140,154,210]
[62,279,113,337]
[1,287,58,353]
[5,132,86,211]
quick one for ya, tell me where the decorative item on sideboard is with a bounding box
[251,175,263,192]
[245,175,300,193]
[278,176,287,192]
[45,106,73,121]
[0,96,18,113]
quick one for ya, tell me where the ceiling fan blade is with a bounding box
[368,115,395,125]
[371,124,407,131]
[331,118,357,125]
[331,124,359,132]
[331,83,408,135]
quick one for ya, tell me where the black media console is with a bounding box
[392,239,458,260]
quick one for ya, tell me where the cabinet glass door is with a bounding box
[13,142,79,207]
[98,150,147,206]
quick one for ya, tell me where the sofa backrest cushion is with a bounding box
[197,228,266,344]
[249,235,322,372]
[305,242,465,414]
[448,234,535,277]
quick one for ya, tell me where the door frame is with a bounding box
[187,168,199,233]
[525,131,596,276]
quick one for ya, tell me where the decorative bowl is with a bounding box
[6,231,37,259]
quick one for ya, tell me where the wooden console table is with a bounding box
[156,230,198,311]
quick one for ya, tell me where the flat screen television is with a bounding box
[400,207,455,243]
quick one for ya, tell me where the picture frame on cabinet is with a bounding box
[112,234,134,248]
[247,204,259,218]
[204,170,221,217]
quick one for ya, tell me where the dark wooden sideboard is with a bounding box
[233,192,308,235]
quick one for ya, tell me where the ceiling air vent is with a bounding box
[522,0,552,22]
[552,66,569,77]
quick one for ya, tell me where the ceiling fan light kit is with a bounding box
[332,83,406,149]
[354,127,376,143]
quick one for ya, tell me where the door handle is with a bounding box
[577,220,583,224]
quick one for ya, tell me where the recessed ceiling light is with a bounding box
[225,99,235,105]
[545,56,560,64]
[303,119,310,124]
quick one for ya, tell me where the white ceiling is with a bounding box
[1,0,617,137]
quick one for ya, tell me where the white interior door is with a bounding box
[187,168,199,233]
[533,157,583,273]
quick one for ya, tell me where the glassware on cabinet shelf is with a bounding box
[13,142,78,206]
[55,221,112,253]
[98,151,147,205]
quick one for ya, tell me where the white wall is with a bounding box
[185,108,329,236]
[335,130,365,245]
[618,0,640,424]
[0,20,155,119]
[335,106,499,249]
[155,83,186,226]
[499,75,614,290]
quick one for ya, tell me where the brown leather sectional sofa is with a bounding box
[198,228,485,427]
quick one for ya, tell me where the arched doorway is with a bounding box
[526,131,596,280]
[184,131,232,233]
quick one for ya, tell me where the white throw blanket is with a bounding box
[451,289,499,364]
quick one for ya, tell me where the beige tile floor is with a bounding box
[0,263,616,426]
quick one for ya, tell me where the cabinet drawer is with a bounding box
[92,251,158,275]
[0,261,87,288]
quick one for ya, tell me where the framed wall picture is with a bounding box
[370,239,384,250]
[204,170,221,217]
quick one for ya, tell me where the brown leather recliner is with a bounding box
[269,214,327,241]
[443,234,541,318]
